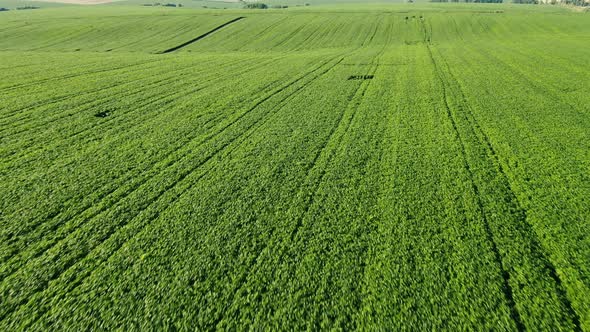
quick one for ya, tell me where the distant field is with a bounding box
[32,0,116,5]
[1,3,590,330]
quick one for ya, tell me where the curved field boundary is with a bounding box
[160,17,246,54]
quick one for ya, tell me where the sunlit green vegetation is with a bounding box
[1,3,589,330]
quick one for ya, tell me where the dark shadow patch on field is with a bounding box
[348,75,374,81]
[160,17,245,54]
[94,111,111,118]
[343,63,406,66]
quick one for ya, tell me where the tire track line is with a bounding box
[293,16,336,51]
[194,54,350,328]
[213,53,377,326]
[29,25,101,51]
[0,56,244,136]
[0,56,291,260]
[362,15,383,47]
[215,44,384,322]
[0,58,163,93]
[0,54,288,248]
[427,43,525,331]
[249,16,286,45]
[273,20,309,50]
[1,55,282,183]
[436,47,582,331]
[0,56,220,124]
[1,56,344,326]
[1,84,191,163]
[111,18,201,52]
[288,58,376,245]
[480,47,588,118]
[0,57,257,166]
[0,54,333,270]
[0,55,282,210]
[0,58,191,127]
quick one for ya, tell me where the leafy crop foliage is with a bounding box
[0,4,589,331]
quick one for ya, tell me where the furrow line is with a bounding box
[1,55,342,325]
[287,48,380,244]
[0,55,293,264]
[470,45,586,118]
[0,58,163,93]
[219,49,382,321]
[205,55,354,328]
[0,56,227,125]
[273,22,308,50]
[1,85,189,165]
[0,53,333,270]
[0,56,245,137]
[362,15,383,47]
[0,53,290,215]
[0,56,258,167]
[436,49,583,331]
[0,53,292,254]
[426,44,525,332]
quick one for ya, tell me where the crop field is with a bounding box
[1,3,589,330]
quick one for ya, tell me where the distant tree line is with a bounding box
[514,0,589,4]
[244,2,268,8]
[242,1,304,8]
[430,0,503,3]
[431,0,588,4]
[143,3,183,6]
[561,0,589,5]
[430,0,590,7]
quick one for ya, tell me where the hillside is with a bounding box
[1,4,589,330]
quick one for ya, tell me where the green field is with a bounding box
[1,2,590,330]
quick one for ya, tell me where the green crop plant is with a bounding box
[0,2,589,330]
